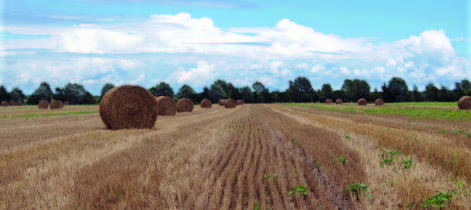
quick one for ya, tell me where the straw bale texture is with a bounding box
[326,99,333,104]
[156,96,177,115]
[218,99,226,106]
[236,99,244,105]
[224,99,236,108]
[176,98,194,112]
[200,99,212,108]
[375,98,384,106]
[336,99,343,104]
[100,85,158,130]
[9,100,15,106]
[38,100,49,109]
[51,100,63,109]
[16,101,23,106]
[358,98,367,106]
[1,101,8,107]
[458,96,471,110]
[64,101,70,105]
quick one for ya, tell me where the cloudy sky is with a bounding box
[0,0,469,95]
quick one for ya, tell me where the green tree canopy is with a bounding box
[0,85,10,102]
[27,82,53,104]
[53,83,94,104]
[208,84,226,103]
[149,82,174,98]
[99,83,115,102]
[386,77,409,102]
[288,76,315,102]
[239,86,254,103]
[175,84,197,102]
[412,85,424,102]
[425,83,439,101]
[9,87,26,103]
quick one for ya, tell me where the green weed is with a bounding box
[423,190,456,209]
[344,183,371,201]
[289,185,310,201]
[333,155,348,165]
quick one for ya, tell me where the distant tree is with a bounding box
[27,82,53,104]
[0,85,10,102]
[252,81,270,103]
[424,83,439,101]
[461,79,471,90]
[412,85,424,102]
[341,79,355,102]
[279,91,291,102]
[270,90,281,103]
[386,77,409,102]
[208,84,226,103]
[381,83,390,102]
[341,79,370,102]
[175,84,198,103]
[331,90,345,102]
[53,83,90,104]
[319,83,333,101]
[9,87,26,103]
[288,76,316,102]
[228,83,241,100]
[82,91,96,104]
[368,88,382,102]
[437,85,454,102]
[201,86,209,100]
[149,82,174,98]
[99,83,115,102]
[239,86,254,103]
[453,82,464,100]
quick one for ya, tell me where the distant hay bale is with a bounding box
[236,99,244,105]
[375,98,384,106]
[64,101,70,105]
[16,101,23,106]
[218,99,225,106]
[9,100,15,106]
[200,99,212,108]
[336,99,343,104]
[156,96,177,115]
[1,101,8,107]
[458,96,471,110]
[100,85,158,130]
[38,100,49,109]
[326,99,333,104]
[224,99,236,108]
[358,98,367,106]
[176,98,194,112]
[50,100,63,109]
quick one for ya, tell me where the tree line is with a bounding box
[0,76,470,105]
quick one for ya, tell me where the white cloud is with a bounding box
[297,63,307,69]
[175,61,216,85]
[340,67,351,74]
[404,60,415,69]
[269,61,283,74]
[310,64,325,73]
[386,58,397,66]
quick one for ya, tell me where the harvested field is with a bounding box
[1,103,470,209]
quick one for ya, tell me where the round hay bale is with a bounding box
[358,98,367,106]
[375,98,384,106]
[9,100,15,106]
[176,98,194,112]
[1,101,8,107]
[156,96,177,115]
[218,99,225,106]
[224,99,236,108]
[326,99,333,104]
[200,99,212,108]
[50,100,63,109]
[16,101,23,106]
[64,101,70,105]
[236,99,244,105]
[38,100,49,109]
[458,96,471,110]
[336,99,343,104]
[100,85,158,130]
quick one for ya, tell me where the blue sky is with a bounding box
[0,0,470,95]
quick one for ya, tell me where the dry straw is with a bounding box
[64,101,70,105]
[218,99,225,106]
[458,96,471,110]
[51,100,63,109]
[38,100,49,109]
[336,99,343,104]
[224,99,236,108]
[236,99,244,105]
[326,99,333,104]
[177,98,194,112]
[9,100,15,106]
[375,98,384,106]
[156,96,177,115]
[16,101,23,106]
[358,98,367,106]
[100,85,158,130]
[1,101,8,107]
[200,99,212,108]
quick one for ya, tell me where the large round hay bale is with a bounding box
[38,100,49,109]
[375,98,384,106]
[9,100,15,106]
[176,98,194,112]
[326,99,333,104]
[358,98,367,106]
[1,101,8,107]
[100,85,158,130]
[224,99,236,108]
[458,96,471,110]
[218,99,225,106]
[236,99,244,105]
[16,101,23,106]
[336,99,343,104]
[64,101,70,105]
[50,100,63,109]
[201,99,212,108]
[156,96,177,115]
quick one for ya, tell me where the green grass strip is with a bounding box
[0,110,99,119]
[285,103,471,121]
